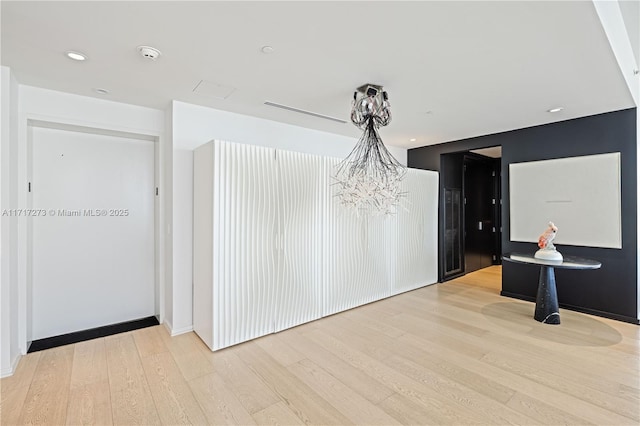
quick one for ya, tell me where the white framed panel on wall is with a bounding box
[322,158,391,317]
[391,168,439,295]
[509,152,622,249]
[275,150,323,331]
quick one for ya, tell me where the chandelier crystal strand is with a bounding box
[334,85,407,215]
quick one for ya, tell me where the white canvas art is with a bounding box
[509,152,621,249]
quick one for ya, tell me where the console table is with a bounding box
[502,253,601,324]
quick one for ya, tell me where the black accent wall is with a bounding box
[408,108,638,324]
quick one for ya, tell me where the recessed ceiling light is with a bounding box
[261,45,275,54]
[548,107,564,113]
[65,51,87,61]
[409,138,417,142]
[93,88,109,95]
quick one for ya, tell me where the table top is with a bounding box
[502,252,602,270]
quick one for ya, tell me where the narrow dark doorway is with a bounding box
[463,154,500,273]
[440,148,501,281]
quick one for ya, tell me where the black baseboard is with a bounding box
[500,291,640,325]
[28,316,160,353]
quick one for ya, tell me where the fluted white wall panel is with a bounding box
[275,151,323,331]
[195,142,439,351]
[194,141,280,350]
[392,169,439,295]
[322,158,392,317]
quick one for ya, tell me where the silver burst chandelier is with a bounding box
[334,84,407,214]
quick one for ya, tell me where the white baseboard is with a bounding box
[1,353,22,378]
[170,324,193,336]
[162,320,193,337]
[163,319,173,336]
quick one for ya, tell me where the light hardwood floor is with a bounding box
[2,267,639,425]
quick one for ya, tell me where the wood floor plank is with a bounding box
[202,348,280,414]
[132,326,168,358]
[396,328,638,425]
[188,372,256,425]
[235,341,354,425]
[1,352,41,392]
[255,333,305,367]
[382,354,536,425]
[481,350,640,422]
[18,345,74,425]
[251,401,305,425]
[140,351,207,425]
[70,338,108,389]
[104,333,160,425]
[159,329,214,381]
[377,392,451,425]
[1,384,32,425]
[277,327,396,404]
[287,358,402,425]
[65,380,113,426]
[341,307,406,338]
[302,327,491,425]
[391,332,517,404]
[0,352,41,425]
[506,391,594,425]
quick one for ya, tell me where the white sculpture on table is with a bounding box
[535,221,563,261]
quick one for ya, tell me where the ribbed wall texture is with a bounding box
[196,141,439,351]
[275,151,324,331]
[322,158,392,317]
[212,141,278,349]
[392,169,439,295]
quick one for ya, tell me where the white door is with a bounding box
[31,126,155,340]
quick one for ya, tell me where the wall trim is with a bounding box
[163,320,193,337]
[0,353,21,378]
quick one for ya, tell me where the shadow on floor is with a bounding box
[481,302,623,347]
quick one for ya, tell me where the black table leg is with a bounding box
[534,266,560,324]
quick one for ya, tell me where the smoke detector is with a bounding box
[137,45,161,60]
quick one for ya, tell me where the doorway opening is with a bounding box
[26,120,159,346]
[440,146,502,289]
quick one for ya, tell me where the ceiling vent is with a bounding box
[264,101,347,124]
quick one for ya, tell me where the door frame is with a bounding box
[21,117,164,351]
[439,149,502,283]
[462,153,501,273]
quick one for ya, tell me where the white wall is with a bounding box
[1,66,21,377]
[1,84,165,368]
[170,149,193,334]
[169,101,408,334]
[593,0,640,320]
[172,101,407,162]
[163,104,174,333]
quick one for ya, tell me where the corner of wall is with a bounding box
[163,102,174,327]
[0,66,22,375]
[0,353,21,378]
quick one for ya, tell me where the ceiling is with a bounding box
[1,1,636,149]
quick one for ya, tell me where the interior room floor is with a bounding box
[2,276,638,425]
[451,265,502,292]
